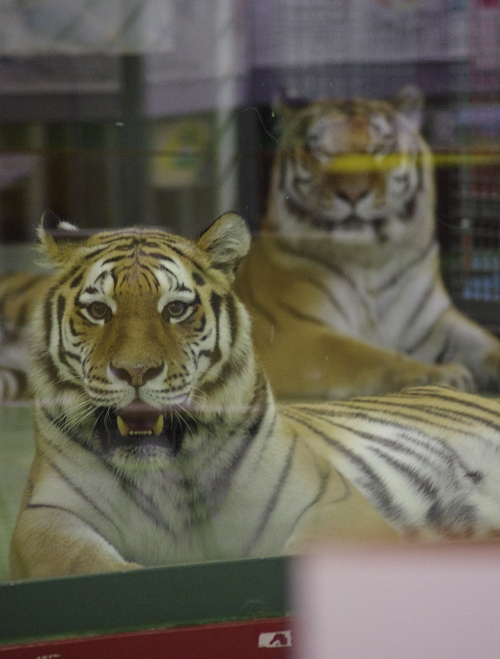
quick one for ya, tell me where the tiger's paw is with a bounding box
[480,349,500,391]
[81,559,143,575]
[391,362,475,393]
[121,561,143,571]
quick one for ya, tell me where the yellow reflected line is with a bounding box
[432,153,500,168]
[321,152,500,174]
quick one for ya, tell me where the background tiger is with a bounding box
[10,210,500,579]
[0,272,50,400]
[235,86,500,399]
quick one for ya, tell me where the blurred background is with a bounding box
[0,0,499,331]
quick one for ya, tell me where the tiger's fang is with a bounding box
[153,414,164,436]
[117,416,129,437]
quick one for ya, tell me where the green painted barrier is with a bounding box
[0,556,289,646]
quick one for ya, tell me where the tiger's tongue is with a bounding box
[116,402,164,437]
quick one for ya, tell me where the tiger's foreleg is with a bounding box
[253,318,474,399]
[9,454,141,579]
[10,506,142,579]
[417,307,500,392]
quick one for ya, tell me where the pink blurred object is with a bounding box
[293,543,500,659]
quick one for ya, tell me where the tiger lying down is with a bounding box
[235,86,500,398]
[10,210,500,579]
[0,271,49,400]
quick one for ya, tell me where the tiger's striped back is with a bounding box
[281,386,500,541]
[0,271,50,400]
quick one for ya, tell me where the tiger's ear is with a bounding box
[37,209,90,266]
[274,88,311,133]
[197,212,251,278]
[393,84,424,131]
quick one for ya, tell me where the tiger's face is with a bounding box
[268,89,435,264]
[33,212,252,469]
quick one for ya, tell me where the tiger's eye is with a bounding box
[163,300,188,319]
[87,301,111,321]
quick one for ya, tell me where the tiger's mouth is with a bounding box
[94,401,195,457]
[284,195,385,233]
[116,401,164,438]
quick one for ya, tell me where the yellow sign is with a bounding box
[153,119,210,188]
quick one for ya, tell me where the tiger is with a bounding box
[235,86,500,399]
[10,209,500,579]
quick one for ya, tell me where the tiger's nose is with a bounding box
[110,361,164,387]
[337,187,369,205]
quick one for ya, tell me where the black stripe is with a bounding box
[366,431,477,485]
[41,407,178,537]
[212,370,270,492]
[144,252,177,263]
[273,232,370,316]
[160,243,206,275]
[292,398,491,494]
[276,301,327,326]
[102,255,128,265]
[400,279,438,338]
[60,262,95,289]
[102,242,136,253]
[245,435,297,553]
[70,272,84,288]
[40,262,85,348]
[0,366,29,397]
[42,287,56,348]
[56,294,78,372]
[280,407,400,519]
[225,293,239,347]
[394,388,500,428]
[296,400,469,436]
[192,312,207,334]
[378,238,436,293]
[300,395,500,435]
[434,334,452,364]
[227,398,268,474]
[368,445,438,499]
[40,452,120,531]
[405,308,449,355]
[25,503,125,552]
[289,446,344,536]
[198,292,223,367]
[32,351,61,388]
[199,348,249,398]
[361,429,450,465]
[301,275,351,322]
[138,270,156,292]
